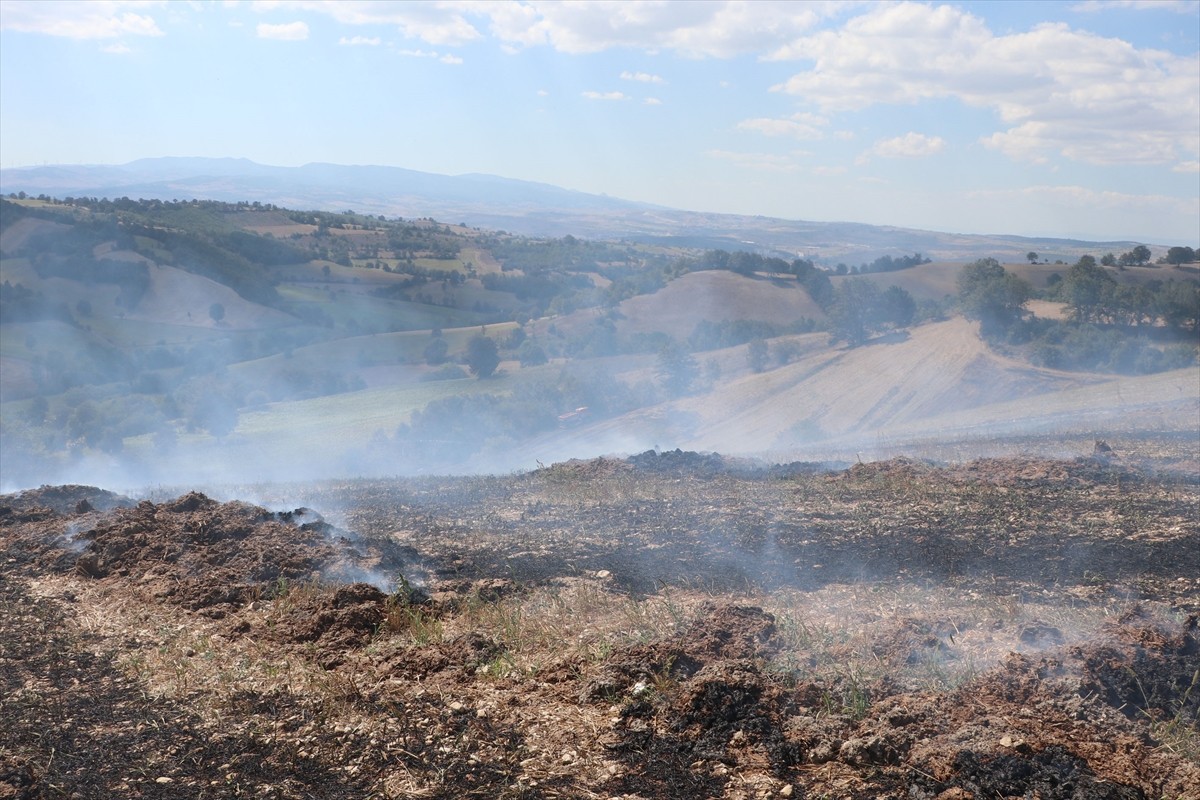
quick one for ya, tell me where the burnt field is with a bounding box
[2,438,1198,799]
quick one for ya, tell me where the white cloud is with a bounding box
[582,90,627,101]
[738,112,828,140]
[338,35,381,46]
[0,1,165,39]
[536,89,549,97]
[482,0,843,57]
[812,165,847,176]
[707,149,801,172]
[102,41,133,54]
[620,70,665,84]
[643,97,663,106]
[396,47,461,64]
[1171,160,1200,173]
[252,0,482,46]
[1071,0,1199,13]
[868,132,947,159]
[257,20,308,40]
[768,2,1200,167]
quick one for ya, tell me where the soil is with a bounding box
[2,442,1197,799]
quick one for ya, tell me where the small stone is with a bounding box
[596,570,612,579]
[780,785,794,797]
[155,777,173,784]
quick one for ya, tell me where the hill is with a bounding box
[0,158,1162,264]
[1,195,1196,489]
[508,319,1197,471]
[533,270,827,345]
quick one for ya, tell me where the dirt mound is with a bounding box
[263,582,390,668]
[0,484,132,515]
[0,490,423,616]
[598,614,1200,798]
[375,631,503,679]
[1078,608,1200,724]
[628,448,734,476]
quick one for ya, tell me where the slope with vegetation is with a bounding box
[1,194,1196,485]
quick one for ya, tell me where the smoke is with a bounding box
[54,520,90,554]
[1,195,1196,497]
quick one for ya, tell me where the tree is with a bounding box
[879,285,916,328]
[1026,252,1039,264]
[1165,246,1196,265]
[1156,280,1200,332]
[656,340,698,397]
[1062,258,1116,323]
[423,337,449,366]
[956,258,1032,336]
[465,335,500,378]
[208,302,226,323]
[1100,253,1117,267]
[1131,245,1151,265]
[829,279,882,346]
[517,340,548,367]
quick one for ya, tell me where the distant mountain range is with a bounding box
[0,157,1148,263]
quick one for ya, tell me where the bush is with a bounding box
[465,335,500,378]
[517,340,548,367]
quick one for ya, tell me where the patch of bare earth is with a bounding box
[2,442,1197,799]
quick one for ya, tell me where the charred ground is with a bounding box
[2,439,1198,799]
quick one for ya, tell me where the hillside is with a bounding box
[533,270,827,345]
[0,158,1163,264]
[510,319,1197,471]
[1,195,1196,489]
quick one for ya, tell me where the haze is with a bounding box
[1,0,1198,244]
[1,1,1199,495]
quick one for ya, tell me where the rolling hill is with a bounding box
[0,158,1159,264]
[1,195,1195,489]
[506,326,1197,475]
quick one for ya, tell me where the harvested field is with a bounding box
[2,441,1198,799]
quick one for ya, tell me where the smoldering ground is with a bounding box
[2,450,1198,800]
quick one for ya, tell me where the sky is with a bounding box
[1,0,1198,244]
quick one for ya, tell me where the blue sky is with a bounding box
[1,0,1197,243]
